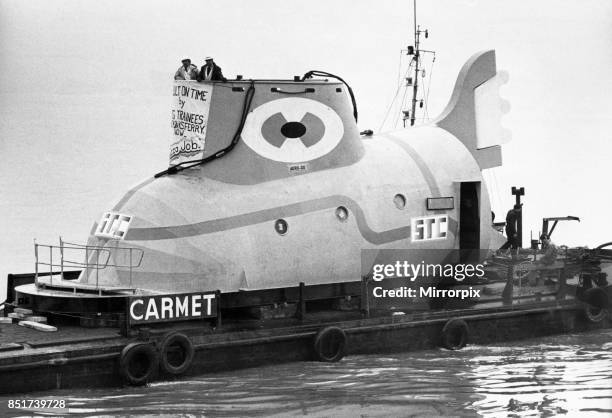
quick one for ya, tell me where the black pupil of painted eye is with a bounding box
[280,122,307,138]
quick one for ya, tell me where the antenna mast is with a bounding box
[404,0,434,127]
[410,0,420,127]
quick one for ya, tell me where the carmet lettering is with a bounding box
[145,298,159,320]
[130,300,144,320]
[176,296,188,317]
[161,297,173,319]
[191,295,202,316]
[128,292,217,323]
[202,294,215,315]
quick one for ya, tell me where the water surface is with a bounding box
[0,329,610,417]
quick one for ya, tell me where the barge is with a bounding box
[1,258,611,394]
[1,49,611,394]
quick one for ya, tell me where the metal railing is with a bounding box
[34,237,144,291]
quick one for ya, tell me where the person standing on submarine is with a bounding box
[197,56,227,82]
[174,58,199,80]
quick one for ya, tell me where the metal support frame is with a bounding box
[34,240,39,288]
[297,282,306,320]
[511,186,525,248]
[541,216,580,240]
[59,236,64,280]
[360,276,370,318]
[502,263,514,306]
[215,290,222,328]
[122,298,131,337]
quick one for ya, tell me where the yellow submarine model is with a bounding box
[4,48,611,393]
[17,50,510,301]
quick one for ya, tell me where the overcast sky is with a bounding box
[1,0,611,287]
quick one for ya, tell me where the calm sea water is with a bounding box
[0,329,610,417]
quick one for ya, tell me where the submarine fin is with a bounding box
[433,50,511,170]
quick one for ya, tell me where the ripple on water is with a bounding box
[0,329,610,417]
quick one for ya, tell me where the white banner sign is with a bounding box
[170,81,214,166]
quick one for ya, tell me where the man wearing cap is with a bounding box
[538,234,558,265]
[527,233,559,286]
[197,56,226,82]
[174,58,199,80]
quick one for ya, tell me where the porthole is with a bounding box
[335,206,349,222]
[275,219,288,235]
[394,194,406,210]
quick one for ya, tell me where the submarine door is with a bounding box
[459,182,480,263]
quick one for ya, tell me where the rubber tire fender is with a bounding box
[583,287,610,323]
[313,326,347,362]
[441,319,469,350]
[119,342,159,386]
[159,332,195,375]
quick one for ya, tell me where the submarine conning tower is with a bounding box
[169,77,365,185]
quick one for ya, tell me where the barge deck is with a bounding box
[1,280,610,395]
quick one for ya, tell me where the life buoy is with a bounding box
[582,287,610,323]
[159,333,195,375]
[313,326,347,362]
[119,343,159,386]
[441,319,469,350]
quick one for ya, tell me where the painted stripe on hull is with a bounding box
[126,194,458,245]
[126,195,409,243]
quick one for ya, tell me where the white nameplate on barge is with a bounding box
[128,292,217,324]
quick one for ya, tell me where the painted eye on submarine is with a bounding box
[261,112,325,149]
[280,121,307,139]
[241,98,344,163]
